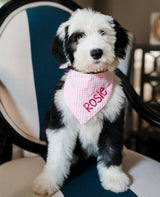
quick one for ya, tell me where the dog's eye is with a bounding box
[99,30,105,36]
[76,33,85,40]
[70,32,86,44]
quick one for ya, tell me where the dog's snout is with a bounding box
[90,49,103,60]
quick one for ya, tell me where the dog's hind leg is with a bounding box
[33,127,77,196]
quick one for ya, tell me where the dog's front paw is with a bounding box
[98,165,130,193]
[33,172,60,196]
[102,170,129,193]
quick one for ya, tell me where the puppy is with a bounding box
[33,8,130,196]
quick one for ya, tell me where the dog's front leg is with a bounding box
[97,115,130,193]
[33,127,76,196]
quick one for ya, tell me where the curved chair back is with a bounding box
[0,0,80,153]
[1,0,159,157]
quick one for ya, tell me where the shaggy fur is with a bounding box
[33,8,130,196]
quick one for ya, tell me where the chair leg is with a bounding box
[0,133,12,164]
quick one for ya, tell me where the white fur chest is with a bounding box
[54,74,125,156]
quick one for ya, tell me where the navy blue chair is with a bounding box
[0,0,80,157]
[0,1,160,197]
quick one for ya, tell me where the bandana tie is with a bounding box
[64,70,113,125]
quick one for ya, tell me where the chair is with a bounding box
[0,1,160,197]
[0,0,80,162]
[125,45,160,160]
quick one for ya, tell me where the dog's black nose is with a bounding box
[90,49,103,60]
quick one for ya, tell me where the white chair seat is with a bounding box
[0,156,63,197]
[0,149,160,197]
[123,149,160,197]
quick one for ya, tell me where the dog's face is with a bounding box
[52,9,129,73]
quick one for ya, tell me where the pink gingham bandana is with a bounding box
[64,70,113,125]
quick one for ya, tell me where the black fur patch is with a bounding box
[52,26,76,68]
[66,31,86,65]
[112,20,129,59]
[64,26,75,64]
[98,109,125,167]
[52,35,67,65]
[68,32,85,50]
[44,80,65,132]
[74,136,88,159]
[54,79,65,91]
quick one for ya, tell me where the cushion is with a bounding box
[0,156,63,197]
[0,149,160,197]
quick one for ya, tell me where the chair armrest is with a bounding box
[0,132,12,164]
[0,111,47,155]
[115,68,160,128]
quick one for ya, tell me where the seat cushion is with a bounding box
[0,149,160,197]
[123,149,160,197]
[0,156,63,197]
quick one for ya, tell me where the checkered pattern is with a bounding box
[64,70,113,124]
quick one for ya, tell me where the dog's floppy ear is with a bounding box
[109,17,129,59]
[52,22,71,69]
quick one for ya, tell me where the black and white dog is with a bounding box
[33,8,130,196]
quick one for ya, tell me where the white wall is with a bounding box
[95,0,160,44]
[74,0,95,8]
